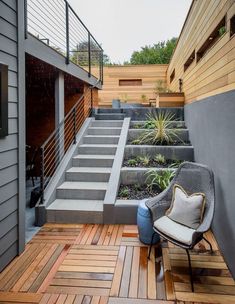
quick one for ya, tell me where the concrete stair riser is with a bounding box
[77,145,117,155]
[83,135,120,145]
[65,171,111,182]
[57,188,106,200]
[91,121,123,128]
[95,113,125,120]
[88,128,122,136]
[72,156,114,168]
[128,128,189,143]
[47,210,103,224]
[98,108,123,113]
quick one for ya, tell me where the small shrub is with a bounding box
[137,155,150,166]
[133,123,143,129]
[139,112,182,145]
[133,183,142,191]
[131,139,141,145]
[145,169,175,191]
[155,153,166,165]
[119,186,129,197]
[127,159,138,166]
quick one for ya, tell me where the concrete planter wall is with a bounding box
[125,145,194,161]
[128,129,189,143]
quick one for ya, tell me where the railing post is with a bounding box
[65,1,70,64]
[40,147,45,204]
[101,49,104,84]
[24,0,28,39]
[88,32,91,77]
[73,108,77,144]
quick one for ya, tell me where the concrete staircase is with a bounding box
[47,120,123,223]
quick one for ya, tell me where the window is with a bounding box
[184,51,195,72]
[197,16,226,62]
[0,63,8,137]
[119,79,142,86]
[170,69,175,83]
[230,15,235,37]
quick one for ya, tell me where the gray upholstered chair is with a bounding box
[146,162,215,292]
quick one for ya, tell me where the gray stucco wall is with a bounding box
[0,0,25,271]
[184,90,235,278]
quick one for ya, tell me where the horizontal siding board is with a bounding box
[8,70,18,88]
[8,118,18,134]
[0,165,18,187]
[8,102,18,118]
[0,241,18,272]
[0,35,17,56]
[0,134,18,152]
[0,1,17,25]
[0,195,17,221]
[8,86,18,102]
[0,17,17,41]
[0,149,18,170]
[0,180,18,204]
[0,226,18,256]
[0,211,17,238]
[0,51,17,71]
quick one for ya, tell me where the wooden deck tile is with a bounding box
[0,224,234,304]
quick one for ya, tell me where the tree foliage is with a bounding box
[128,38,177,65]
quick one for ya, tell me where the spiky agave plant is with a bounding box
[139,112,182,145]
[145,169,175,191]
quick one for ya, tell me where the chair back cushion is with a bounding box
[166,184,205,229]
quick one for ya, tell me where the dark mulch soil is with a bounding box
[123,158,180,168]
[131,125,185,130]
[117,184,160,200]
[127,140,191,146]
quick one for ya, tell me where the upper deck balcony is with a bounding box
[25,0,103,88]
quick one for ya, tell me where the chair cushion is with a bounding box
[154,216,195,245]
[166,184,205,229]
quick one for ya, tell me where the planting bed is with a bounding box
[117,184,160,200]
[123,157,182,168]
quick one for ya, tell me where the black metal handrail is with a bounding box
[26,0,103,83]
[39,82,97,204]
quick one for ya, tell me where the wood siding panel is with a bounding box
[98,65,167,107]
[167,0,235,103]
[0,0,19,272]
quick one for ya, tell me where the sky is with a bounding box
[68,0,192,64]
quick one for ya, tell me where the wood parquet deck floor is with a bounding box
[0,224,234,304]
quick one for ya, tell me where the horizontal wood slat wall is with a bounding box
[98,65,167,107]
[167,0,235,103]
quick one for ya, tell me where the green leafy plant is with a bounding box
[133,123,143,129]
[137,155,150,166]
[119,186,129,198]
[131,139,141,145]
[155,153,166,165]
[170,159,184,168]
[218,26,226,36]
[139,112,182,145]
[141,94,147,103]
[145,169,175,191]
[133,183,142,191]
[127,158,138,166]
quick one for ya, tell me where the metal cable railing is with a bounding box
[39,84,95,204]
[26,0,103,83]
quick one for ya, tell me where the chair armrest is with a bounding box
[145,189,171,222]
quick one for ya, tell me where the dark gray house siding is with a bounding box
[0,0,25,271]
[185,90,235,278]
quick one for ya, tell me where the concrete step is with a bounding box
[83,135,120,145]
[77,144,117,155]
[98,108,123,114]
[47,199,103,224]
[88,127,122,136]
[72,154,115,167]
[95,113,125,120]
[57,181,108,200]
[66,167,111,182]
[91,120,123,128]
